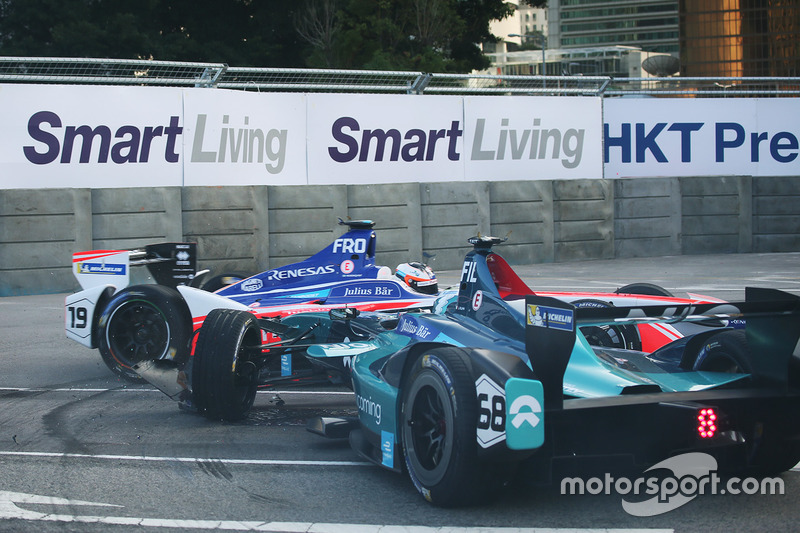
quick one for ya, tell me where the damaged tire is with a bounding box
[193,309,260,421]
[97,285,191,382]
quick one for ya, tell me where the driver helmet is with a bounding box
[396,262,438,295]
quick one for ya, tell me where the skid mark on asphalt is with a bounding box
[197,459,234,481]
[40,388,123,456]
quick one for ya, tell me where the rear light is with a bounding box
[697,408,718,438]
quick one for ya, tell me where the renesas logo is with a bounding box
[328,117,585,169]
[265,264,335,281]
[190,114,287,174]
[24,112,182,165]
[605,122,800,164]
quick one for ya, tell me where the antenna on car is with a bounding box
[337,217,375,229]
[467,234,508,250]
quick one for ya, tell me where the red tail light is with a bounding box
[697,408,718,438]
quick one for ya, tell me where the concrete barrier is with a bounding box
[1,176,798,296]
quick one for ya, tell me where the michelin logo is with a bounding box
[78,262,126,275]
[526,304,574,331]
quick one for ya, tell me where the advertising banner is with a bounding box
[604,98,800,177]
[182,89,307,186]
[3,85,796,189]
[0,84,184,189]
[306,93,603,184]
[464,96,603,180]
[306,93,465,184]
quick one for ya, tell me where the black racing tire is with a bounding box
[192,309,261,421]
[572,299,642,351]
[615,282,674,297]
[401,347,493,507]
[692,330,752,373]
[749,440,800,476]
[201,272,252,293]
[97,285,192,382]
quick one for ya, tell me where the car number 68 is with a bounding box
[477,392,506,432]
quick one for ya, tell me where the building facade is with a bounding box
[680,0,800,77]
[547,0,680,55]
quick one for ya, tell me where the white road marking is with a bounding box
[0,451,368,467]
[0,490,674,531]
[0,387,353,395]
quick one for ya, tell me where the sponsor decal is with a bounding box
[280,354,291,377]
[460,260,478,283]
[241,278,263,292]
[471,118,585,169]
[176,251,190,261]
[472,290,483,311]
[505,378,545,451]
[77,262,126,275]
[396,315,439,342]
[421,355,454,410]
[282,289,329,300]
[475,374,506,448]
[265,264,335,281]
[315,342,373,356]
[327,116,586,169]
[24,112,182,165]
[340,260,355,274]
[605,121,799,165]
[329,282,400,299]
[526,304,574,331]
[190,114,287,174]
[328,117,463,163]
[332,238,367,254]
[356,394,382,425]
[476,375,544,450]
[509,395,542,429]
[381,431,394,469]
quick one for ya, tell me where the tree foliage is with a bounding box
[0,0,513,72]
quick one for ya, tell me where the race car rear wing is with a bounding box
[524,288,800,409]
[72,242,198,291]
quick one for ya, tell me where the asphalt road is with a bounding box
[1,252,800,532]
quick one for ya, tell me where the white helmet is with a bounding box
[396,262,438,295]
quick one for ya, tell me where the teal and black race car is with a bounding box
[183,236,800,506]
